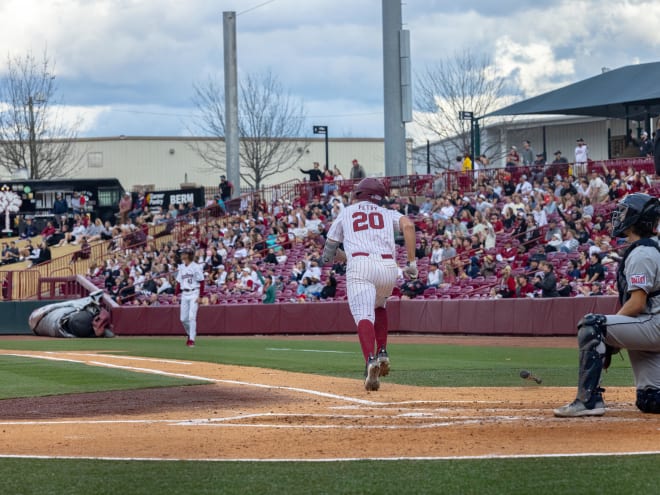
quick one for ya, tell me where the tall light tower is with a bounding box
[382,0,412,177]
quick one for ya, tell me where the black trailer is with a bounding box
[1,178,125,228]
[1,178,207,234]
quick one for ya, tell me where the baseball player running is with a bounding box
[176,248,205,347]
[321,178,417,391]
[554,193,660,417]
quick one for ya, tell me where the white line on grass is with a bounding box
[265,348,356,354]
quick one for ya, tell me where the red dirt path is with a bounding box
[0,343,658,461]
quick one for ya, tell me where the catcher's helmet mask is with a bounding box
[611,193,660,238]
[354,178,387,205]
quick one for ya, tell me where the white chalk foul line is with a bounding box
[265,348,356,354]
[49,352,193,366]
[6,352,382,405]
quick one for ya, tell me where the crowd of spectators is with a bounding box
[4,152,657,307]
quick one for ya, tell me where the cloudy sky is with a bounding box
[1,0,659,142]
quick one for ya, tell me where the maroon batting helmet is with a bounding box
[353,178,386,204]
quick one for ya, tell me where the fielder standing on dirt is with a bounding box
[321,178,417,391]
[554,193,660,417]
[176,248,205,347]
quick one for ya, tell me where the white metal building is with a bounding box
[49,136,413,192]
[413,115,645,173]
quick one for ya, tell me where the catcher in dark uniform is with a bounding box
[555,193,660,417]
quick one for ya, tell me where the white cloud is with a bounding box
[493,36,575,97]
[0,0,659,138]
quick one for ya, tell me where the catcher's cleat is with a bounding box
[186,339,195,348]
[364,356,380,391]
[377,347,390,377]
[553,398,606,417]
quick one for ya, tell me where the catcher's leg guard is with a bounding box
[636,388,660,414]
[576,313,608,405]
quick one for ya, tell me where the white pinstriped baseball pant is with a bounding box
[346,256,398,324]
[180,291,199,341]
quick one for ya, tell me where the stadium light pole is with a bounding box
[313,125,329,170]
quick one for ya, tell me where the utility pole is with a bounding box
[382,0,411,177]
[223,11,240,197]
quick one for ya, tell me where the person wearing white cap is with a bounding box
[639,130,653,157]
[574,138,589,177]
[514,174,532,196]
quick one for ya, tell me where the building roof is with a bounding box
[487,62,660,120]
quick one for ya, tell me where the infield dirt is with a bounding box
[0,348,658,460]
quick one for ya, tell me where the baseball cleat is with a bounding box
[364,357,381,391]
[553,398,606,417]
[377,347,390,377]
[186,339,195,348]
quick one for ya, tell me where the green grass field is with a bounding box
[0,335,653,494]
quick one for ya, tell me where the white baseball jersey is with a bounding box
[176,261,204,342]
[326,201,402,324]
[176,261,205,292]
[327,201,402,258]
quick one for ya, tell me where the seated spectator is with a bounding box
[426,262,443,288]
[578,281,604,297]
[481,255,496,277]
[584,253,605,283]
[2,241,20,264]
[70,237,91,264]
[319,275,337,299]
[466,256,481,278]
[306,276,324,299]
[40,221,57,244]
[400,277,425,299]
[513,274,535,298]
[27,242,51,267]
[556,277,573,297]
[495,265,516,298]
[19,217,38,239]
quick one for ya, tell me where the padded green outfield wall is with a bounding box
[0,301,61,335]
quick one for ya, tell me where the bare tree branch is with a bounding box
[414,49,517,167]
[189,69,308,190]
[0,50,83,179]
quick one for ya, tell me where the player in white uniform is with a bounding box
[176,248,205,347]
[321,178,417,391]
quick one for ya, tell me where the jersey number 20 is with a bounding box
[352,211,384,232]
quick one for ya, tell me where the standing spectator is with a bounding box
[533,261,560,298]
[551,150,569,178]
[432,171,446,198]
[52,193,69,219]
[520,140,535,166]
[300,162,324,182]
[349,159,366,180]
[638,131,653,157]
[505,146,520,171]
[574,138,589,177]
[531,152,546,185]
[118,192,132,225]
[219,175,234,201]
[130,189,146,221]
[70,191,84,215]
